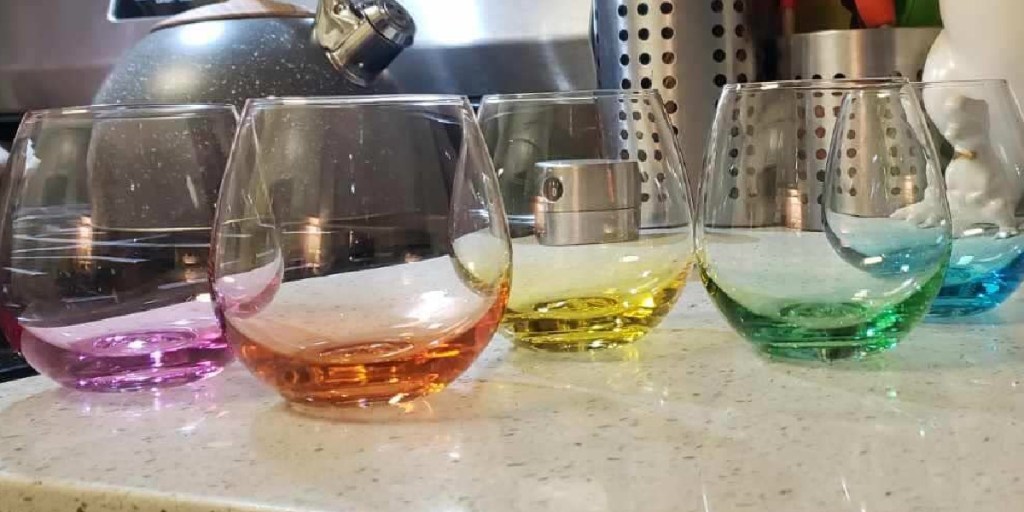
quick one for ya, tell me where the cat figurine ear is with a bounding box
[943,95,990,152]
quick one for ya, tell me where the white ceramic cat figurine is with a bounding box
[943,95,1020,237]
[892,95,1021,237]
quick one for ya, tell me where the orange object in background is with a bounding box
[782,0,936,35]
[854,0,896,27]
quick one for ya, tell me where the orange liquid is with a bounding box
[226,287,508,406]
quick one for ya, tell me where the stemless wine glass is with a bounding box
[698,80,952,361]
[477,90,694,352]
[212,95,510,407]
[1,104,238,390]
[913,80,1024,317]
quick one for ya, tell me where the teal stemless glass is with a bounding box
[698,80,952,361]
[914,80,1024,317]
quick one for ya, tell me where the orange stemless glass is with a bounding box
[211,96,511,407]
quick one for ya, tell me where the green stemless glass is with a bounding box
[697,79,952,361]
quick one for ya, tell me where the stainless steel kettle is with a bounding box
[95,0,416,107]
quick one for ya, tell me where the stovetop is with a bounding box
[0,349,33,383]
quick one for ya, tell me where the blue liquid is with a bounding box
[929,252,1024,316]
[929,233,1024,317]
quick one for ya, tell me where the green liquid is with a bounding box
[700,265,946,361]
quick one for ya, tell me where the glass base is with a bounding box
[502,325,651,352]
[501,288,684,352]
[702,269,944,362]
[758,338,898,362]
[928,260,1024,318]
[19,328,231,392]
[928,299,1001,318]
[234,335,483,407]
[285,386,434,410]
[228,296,505,407]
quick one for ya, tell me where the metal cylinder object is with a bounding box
[721,85,931,231]
[707,90,781,228]
[314,0,416,85]
[532,160,642,246]
[595,96,691,229]
[775,27,939,229]
[592,0,758,190]
[781,28,940,82]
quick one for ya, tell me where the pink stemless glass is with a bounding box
[1,104,238,391]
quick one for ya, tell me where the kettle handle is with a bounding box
[312,0,416,85]
[313,0,362,54]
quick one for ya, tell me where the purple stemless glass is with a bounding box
[0,104,237,391]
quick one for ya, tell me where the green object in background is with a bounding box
[795,0,856,32]
[896,0,942,27]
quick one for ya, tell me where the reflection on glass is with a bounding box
[698,80,951,361]
[212,96,510,407]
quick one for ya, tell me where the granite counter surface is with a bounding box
[1,284,1023,511]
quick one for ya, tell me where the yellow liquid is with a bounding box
[502,233,693,351]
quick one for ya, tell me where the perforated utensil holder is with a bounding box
[592,0,758,190]
[776,27,939,230]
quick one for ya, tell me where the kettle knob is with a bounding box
[313,0,416,86]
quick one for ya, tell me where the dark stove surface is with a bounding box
[0,349,34,383]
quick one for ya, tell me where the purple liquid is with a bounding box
[20,318,231,392]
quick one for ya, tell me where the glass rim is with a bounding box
[23,103,238,121]
[480,89,663,104]
[911,78,1011,89]
[723,78,909,93]
[244,94,471,109]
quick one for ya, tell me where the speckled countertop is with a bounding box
[2,282,1023,512]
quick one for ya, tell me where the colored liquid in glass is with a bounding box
[929,230,1024,317]
[219,251,508,406]
[20,322,229,392]
[227,298,505,406]
[700,224,948,361]
[10,220,231,391]
[501,233,692,351]
[702,267,945,361]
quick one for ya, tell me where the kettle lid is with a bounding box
[152,0,312,32]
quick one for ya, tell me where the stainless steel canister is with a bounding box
[592,0,758,190]
[709,90,782,228]
[776,27,940,229]
[532,160,642,246]
[595,95,691,229]
[781,28,941,82]
[720,84,931,230]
